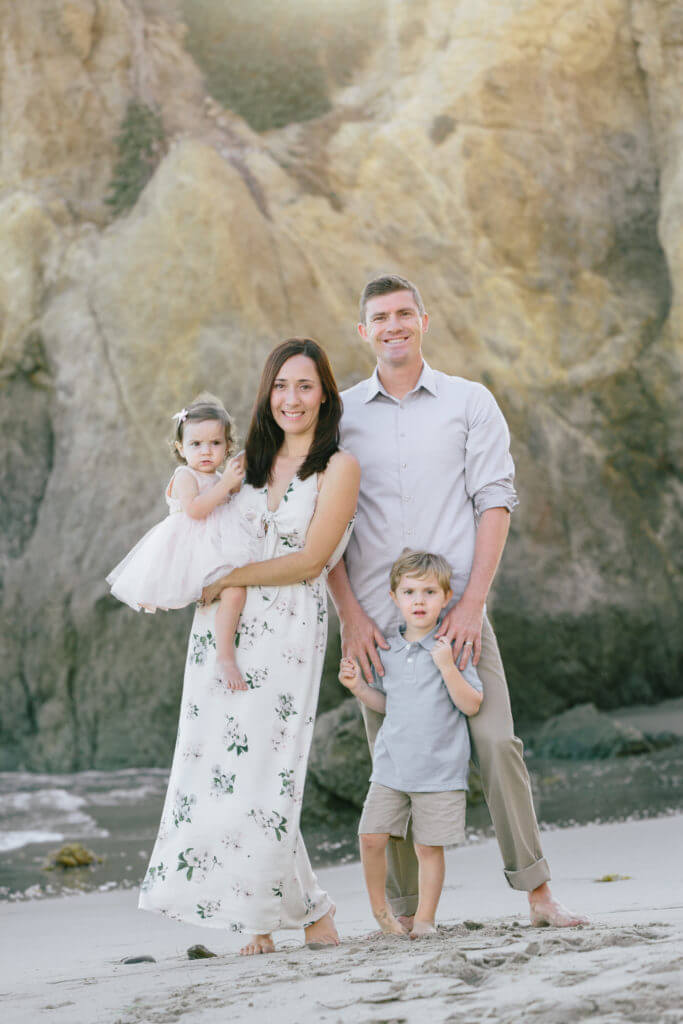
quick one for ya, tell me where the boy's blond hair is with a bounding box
[389,549,452,594]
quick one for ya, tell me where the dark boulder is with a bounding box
[531,703,653,760]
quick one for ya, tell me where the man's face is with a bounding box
[358,289,429,371]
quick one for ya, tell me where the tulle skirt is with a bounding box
[107,504,259,613]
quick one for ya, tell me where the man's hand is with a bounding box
[338,657,362,693]
[435,595,485,670]
[339,605,389,685]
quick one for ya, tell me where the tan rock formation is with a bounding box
[0,0,680,770]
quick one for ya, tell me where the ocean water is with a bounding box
[1,742,681,900]
[0,769,169,898]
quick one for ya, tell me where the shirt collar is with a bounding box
[394,620,439,652]
[364,360,439,403]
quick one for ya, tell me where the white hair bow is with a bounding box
[172,408,188,424]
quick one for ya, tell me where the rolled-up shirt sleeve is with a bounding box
[464,384,519,517]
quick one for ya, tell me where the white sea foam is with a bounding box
[86,784,165,806]
[0,830,66,853]
[0,770,167,855]
[0,788,108,851]
[0,789,87,814]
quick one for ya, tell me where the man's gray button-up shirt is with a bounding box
[340,361,518,636]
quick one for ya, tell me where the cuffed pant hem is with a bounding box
[388,895,418,917]
[504,857,551,892]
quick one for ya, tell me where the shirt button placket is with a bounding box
[398,401,412,540]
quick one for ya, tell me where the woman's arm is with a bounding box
[202,451,360,598]
[172,458,244,520]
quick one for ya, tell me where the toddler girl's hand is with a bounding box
[431,636,454,671]
[223,454,246,493]
[338,657,361,691]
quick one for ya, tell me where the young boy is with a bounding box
[338,550,483,939]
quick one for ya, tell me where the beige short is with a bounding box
[358,782,466,848]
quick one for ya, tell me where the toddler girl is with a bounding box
[107,394,258,690]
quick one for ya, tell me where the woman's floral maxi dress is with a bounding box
[139,473,353,934]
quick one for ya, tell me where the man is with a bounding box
[327,274,587,928]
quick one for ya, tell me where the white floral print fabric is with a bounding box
[139,473,353,934]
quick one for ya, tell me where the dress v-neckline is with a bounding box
[265,472,300,514]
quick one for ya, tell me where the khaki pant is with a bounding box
[361,614,550,916]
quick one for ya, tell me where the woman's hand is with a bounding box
[200,578,230,605]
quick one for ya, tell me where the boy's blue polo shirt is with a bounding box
[370,624,483,793]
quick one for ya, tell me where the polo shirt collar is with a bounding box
[363,360,439,403]
[394,620,440,652]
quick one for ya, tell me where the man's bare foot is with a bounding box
[529,885,589,927]
[240,933,275,956]
[409,919,438,940]
[397,914,414,932]
[216,657,247,691]
[305,906,340,949]
[373,906,409,936]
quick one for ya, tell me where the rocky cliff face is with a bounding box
[0,0,680,770]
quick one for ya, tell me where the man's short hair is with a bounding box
[390,549,452,594]
[359,274,425,323]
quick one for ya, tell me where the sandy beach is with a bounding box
[2,813,681,1024]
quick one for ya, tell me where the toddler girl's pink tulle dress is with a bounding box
[107,466,259,612]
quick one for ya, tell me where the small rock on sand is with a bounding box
[187,944,217,959]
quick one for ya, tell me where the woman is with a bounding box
[139,339,360,956]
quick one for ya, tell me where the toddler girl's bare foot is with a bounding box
[374,906,409,936]
[240,933,275,956]
[305,905,340,949]
[216,658,248,691]
[409,919,438,940]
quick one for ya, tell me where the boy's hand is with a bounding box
[338,657,362,692]
[222,454,246,493]
[431,636,455,672]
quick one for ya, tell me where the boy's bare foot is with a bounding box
[529,883,589,927]
[216,657,248,691]
[240,933,275,956]
[305,905,340,949]
[409,919,438,939]
[374,906,409,936]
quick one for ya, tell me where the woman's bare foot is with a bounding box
[217,657,248,691]
[409,919,438,940]
[305,905,340,949]
[240,933,275,956]
[373,906,409,936]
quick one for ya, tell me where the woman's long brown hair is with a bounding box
[244,338,342,487]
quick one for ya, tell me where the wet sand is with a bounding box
[2,814,681,1024]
